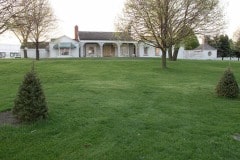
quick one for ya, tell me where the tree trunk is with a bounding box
[161,50,167,69]
[36,41,40,60]
[23,41,28,58]
[168,47,173,61]
[173,47,179,61]
[24,49,28,58]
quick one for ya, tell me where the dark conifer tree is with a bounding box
[216,68,239,98]
[13,65,48,122]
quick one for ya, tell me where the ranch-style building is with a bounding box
[20,25,164,59]
[0,25,217,60]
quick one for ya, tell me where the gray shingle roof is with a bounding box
[194,43,216,50]
[79,31,134,41]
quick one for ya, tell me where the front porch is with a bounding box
[80,41,137,58]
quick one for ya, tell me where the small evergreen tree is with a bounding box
[216,68,239,98]
[13,65,48,122]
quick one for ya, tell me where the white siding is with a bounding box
[138,42,161,57]
[49,36,80,58]
[0,44,20,58]
[20,49,49,59]
[181,50,217,60]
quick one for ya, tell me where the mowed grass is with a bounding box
[0,58,240,160]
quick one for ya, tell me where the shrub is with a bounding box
[13,66,48,122]
[216,68,239,98]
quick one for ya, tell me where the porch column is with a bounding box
[99,42,104,57]
[134,43,138,57]
[80,43,85,57]
[117,43,122,57]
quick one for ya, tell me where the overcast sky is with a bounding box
[0,0,240,44]
[225,0,240,37]
[51,0,124,34]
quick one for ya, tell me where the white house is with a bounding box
[49,35,80,58]
[18,25,217,60]
[21,26,139,58]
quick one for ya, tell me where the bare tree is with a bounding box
[0,0,21,34]
[27,0,56,60]
[117,0,224,69]
[230,28,240,60]
[11,0,33,58]
[233,27,240,42]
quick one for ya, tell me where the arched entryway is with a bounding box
[120,43,136,57]
[82,43,101,57]
[103,43,117,57]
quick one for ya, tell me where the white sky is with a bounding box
[225,0,240,37]
[0,0,239,44]
[50,0,124,36]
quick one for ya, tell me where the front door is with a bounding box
[103,44,115,57]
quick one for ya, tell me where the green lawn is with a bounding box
[0,58,240,160]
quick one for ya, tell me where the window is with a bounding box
[208,51,212,56]
[0,52,6,58]
[60,48,70,55]
[121,46,128,56]
[144,47,148,56]
[155,48,160,56]
[10,52,20,57]
[88,47,95,54]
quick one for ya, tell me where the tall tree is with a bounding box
[205,35,231,60]
[28,0,56,60]
[205,35,219,49]
[234,39,240,61]
[233,27,240,42]
[117,0,224,69]
[218,35,231,59]
[231,28,240,60]
[11,0,33,58]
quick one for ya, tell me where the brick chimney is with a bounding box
[74,25,79,41]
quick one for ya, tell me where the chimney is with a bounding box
[74,25,79,41]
